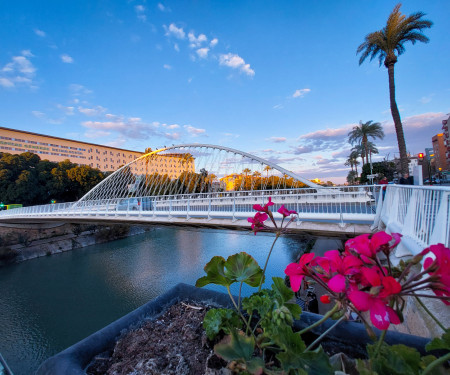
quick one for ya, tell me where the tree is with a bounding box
[347,171,358,185]
[366,141,379,166]
[351,145,366,171]
[360,161,396,184]
[348,120,384,166]
[357,4,432,174]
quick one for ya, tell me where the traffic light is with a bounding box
[51,199,56,204]
[0,202,4,210]
[418,153,424,164]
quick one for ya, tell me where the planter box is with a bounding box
[37,283,432,375]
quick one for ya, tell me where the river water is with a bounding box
[0,226,318,375]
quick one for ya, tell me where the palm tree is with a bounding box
[351,144,366,170]
[348,120,384,165]
[366,141,379,166]
[357,4,432,174]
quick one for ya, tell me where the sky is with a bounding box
[1,0,449,184]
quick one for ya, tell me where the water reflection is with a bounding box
[0,226,311,375]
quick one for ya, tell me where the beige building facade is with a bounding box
[0,127,196,178]
[0,126,143,172]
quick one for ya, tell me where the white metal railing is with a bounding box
[375,185,450,256]
[0,186,380,224]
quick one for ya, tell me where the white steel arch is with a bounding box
[76,144,320,204]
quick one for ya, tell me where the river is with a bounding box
[0,226,321,375]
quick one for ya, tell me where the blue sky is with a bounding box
[1,0,449,183]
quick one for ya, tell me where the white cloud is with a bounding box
[0,51,37,89]
[84,130,111,138]
[174,43,180,52]
[219,53,255,77]
[157,3,170,12]
[188,32,207,48]
[56,104,75,116]
[162,123,180,129]
[184,125,206,136]
[268,137,287,143]
[293,88,311,98]
[419,95,433,104]
[78,105,107,116]
[163,64,172,70]
[196,48,209,58]
[134,5,146,21]
[273,104,283,110]
[165,23,185,39]
[69,84,92,96]
[34,29,46,37]
[61,54,74,63]
[210,38,218,47]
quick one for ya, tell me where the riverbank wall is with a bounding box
[0,223,150,266]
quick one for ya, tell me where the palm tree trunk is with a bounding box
[387,63,408,175]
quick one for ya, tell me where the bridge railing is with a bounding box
[376,184,450,256]
[0,185,381,224]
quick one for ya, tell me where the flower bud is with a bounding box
[320,295,331,304]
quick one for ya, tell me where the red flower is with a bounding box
[284,253,315,292]
[423,243,450,304]
[345,232,401,260]
[348,290,401,330]
[247,212,268,235]
[253,197,274,213]
[320,295,331,304]
[277,205,297,217]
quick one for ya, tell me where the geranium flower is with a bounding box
[312,250,363,292]
[247,212,268,235]
[423,243,450,304]
[285,253,315,292]
[277,205,297,217]
[253,197,274,213]
[345,232,401,261]
[348,290,401,330]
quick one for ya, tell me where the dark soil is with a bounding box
[86,301,228,375]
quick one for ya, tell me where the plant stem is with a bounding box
[226,285,249,328]
[415,296,446,332]
[298,303,340,335]
[422,352,450,375]
[258,232,280,292]
[373,329,387,359]
[305,316,345,351]
[238,281,243,311]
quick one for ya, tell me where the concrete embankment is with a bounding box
[0,222,149,266]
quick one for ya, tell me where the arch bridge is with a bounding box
[0,144,448,256]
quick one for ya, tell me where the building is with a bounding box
[441,116,450,171]
[431,133,448,172]
[0,127,195,177]
[0,126,143,172]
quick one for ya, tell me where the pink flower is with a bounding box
[277,205,297,217]
[285,253,315,292]
[348,290,401,330]
[312,250,363,292]
[247,212,268,235]
[253,197,274,214]
[423,244,450,304]
[345,232,401,260]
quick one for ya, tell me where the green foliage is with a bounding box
[203,308,241,340]
[195,252,263,288]
[426,330,450,351]
[0,152,105,205]
[357,343,446,375]
[360,161,396,184]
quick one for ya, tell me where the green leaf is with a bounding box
[215,330,255,362]
[242,290,275,318]
[367,343,422,375]
[224,252,264,287]
[195,255,230,287]
[284,303,302,320]
[277,345,333,375]
[356,359,377,375]
[271,325,306,354]
[426,330,450,352]
[271,276,294,304]
[203,308,241,340]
